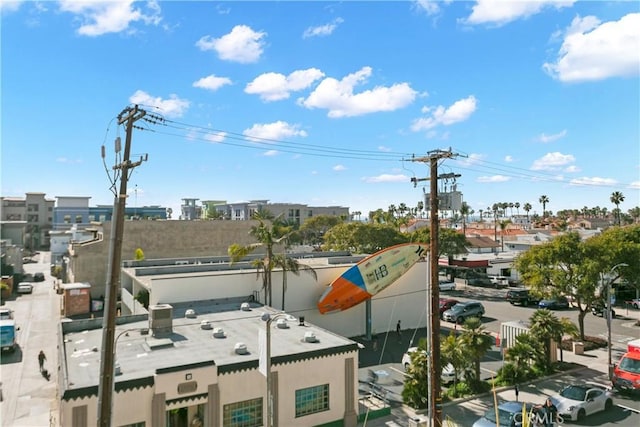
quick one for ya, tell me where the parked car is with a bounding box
[550,383,613,422]
[468,277,494,288]
[401,347,461,385]
[612,347,640,394]
[33,272,45,282]
[626,298,640,309]
[591,301,616,318]
[506,288,540,306]
[488,275,509,288]
[472,401,536,427]
[17,282,33,294]
[438,280,456,292]
[439,298,459,318]
[442,301,485,324]
[0,308,14,320]
[538,296,569,310]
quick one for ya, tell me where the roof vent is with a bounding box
[115,360,122,376]
[185,309,197,319]
[200,320,212,330]
[276,318,289,329]
[240,302,251,311]
[149,304,173,337]
[304,331,318,343]
[234,342,248,355]
[213,327,226,338]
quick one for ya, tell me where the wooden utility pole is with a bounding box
[97,105,146,427]
[412,149,457,427]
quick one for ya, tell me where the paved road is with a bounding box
[1,252,60,427]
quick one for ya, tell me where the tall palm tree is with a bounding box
[441,332,467,390]
[523,203,532,219]
[539,195,549,218]
[514,202,520,216]
[610,191,625,226]
[273,254,317,310]
[228,210,285,306]
[460,317,494,385]
[460,202,470,234]
[499,219,511,252]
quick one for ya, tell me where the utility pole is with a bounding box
[97,105,146,427]
[412,148,457,427]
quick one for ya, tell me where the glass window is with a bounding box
[64,215,71,224]
[75,215,83,223]
[223,397,262,427]
[295,384,329,417]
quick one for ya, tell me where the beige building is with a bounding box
[1,192,55,249]
[59,302,360,427]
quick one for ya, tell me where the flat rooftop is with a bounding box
[61,298,358,399]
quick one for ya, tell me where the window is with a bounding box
[28,204,39,212]
[64,215,71,224]
[295,384,329,417]
[89,215,95,222]
[99,215,107,222]
[75,215,83,223]
[223,398,262,427]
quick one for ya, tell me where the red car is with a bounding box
[439,298,459,318]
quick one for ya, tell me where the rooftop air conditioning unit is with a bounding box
[234,342,248,355]
[185,308,197,318]
[213,327,226,338]
[276,318,289,329]
[200,320,212,330]
[240,302,251,311]
[304,331,318,343]
[149,304,173,337]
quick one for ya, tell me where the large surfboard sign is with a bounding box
[317,243,427,314]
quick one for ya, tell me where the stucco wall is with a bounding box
[68,220,262,298]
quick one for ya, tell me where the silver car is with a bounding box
[442,301,485,324]
[473,401,535,427]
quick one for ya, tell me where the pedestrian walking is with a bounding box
[38,350,46,372]
[535,398,557,427]
[396,320,401,340]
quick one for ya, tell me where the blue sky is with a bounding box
[2,0,639,220]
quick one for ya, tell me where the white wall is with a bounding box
[138,258,432,338]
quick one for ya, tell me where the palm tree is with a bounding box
[460,317,494,386]
[523,203,532,219]
[529,309,563,372]
[441,332,467,390]
[228,209,285,306]
[460,202,470,234]
[273,254,317,310]
[610,191,625,226]
[539,195,549,218]
[514,202,520,216]
[504,332,543,383]
[499,219,511,252]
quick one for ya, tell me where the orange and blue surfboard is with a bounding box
[317,243,427,314]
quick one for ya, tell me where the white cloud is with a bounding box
[411,95,477,131]
[193,74,232,91]
[299,67,417,118]
[242,121,307,141]
[455,153,485,167]
[378,145,392,152]
[204,131,226,143]
[196,25,266,63]
[477,175,510,183]
[303,17,344,38]
[56,157,82,164]
[463,0,574,27]
[58,0,162,36]
[413,0,442,16]
[569,176,617,186]
[333,164,347,171]
[531,151,575,171]
[263,150,278,157]
[1,1,24,14]
[564,165,580,173]
[629,181,640,189]
[362,174,410,183]
[504,155,514,162]
[544,13,640,82]
[537,129,567,143]
[245,68,325,101]
[129,90,189,118]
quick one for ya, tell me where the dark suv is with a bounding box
[506,288,540,306]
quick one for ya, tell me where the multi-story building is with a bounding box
[187,199,350,226]
[0,192,54,249]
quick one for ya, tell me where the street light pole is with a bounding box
[607,263,628,379]
[261,312,288,427]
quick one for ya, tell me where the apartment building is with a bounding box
[0,192,54,249]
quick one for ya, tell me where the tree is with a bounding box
[228,210,288,306]
[460,202,471,234]
[539,195,549,218]
[134,248,145,261]
[502,332,543,384]
[273,253,317,310]
[523,203,532,219]
[610,191,625,226]
[322,222,407,253]
[499,220,511,252]
[298,214,343,247]
[529,309,564,372]
[441,332,467,390]
[402,341,429,409]
[459,317,493,387]
[408,226,468,259]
